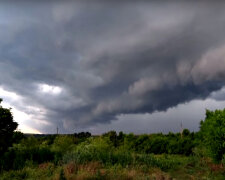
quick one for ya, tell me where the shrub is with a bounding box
[134,154,180,171]
[199,109,225,162]
[0,137,55,170]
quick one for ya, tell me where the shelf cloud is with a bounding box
[1,1,225,133]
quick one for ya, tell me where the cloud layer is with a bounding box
[1,1,225,133]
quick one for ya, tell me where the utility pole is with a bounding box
[180,121,183,138]
[57,126,59,135]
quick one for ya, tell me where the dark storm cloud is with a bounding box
[1,1,225,133]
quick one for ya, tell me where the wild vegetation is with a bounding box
[0,98,225,179]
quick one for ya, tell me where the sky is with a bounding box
[1,1,225,134]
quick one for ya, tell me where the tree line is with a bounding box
[0,98,225,172]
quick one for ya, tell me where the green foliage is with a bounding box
[182,129,190,137]
[0,127,225,179]
[62,137,117,165]
[134,134,149,152]
[199,109,225,162]
[59,169,66,180]
[0,98,18,155]
[0,163,56,180]
[1,102,225,180]
[61,136,185,171]
[134,154,183,171]
[12,131,25,144]
[39,135,57,145]
[1,108,225,178]
[0,137,54,170]
[74,132,91,139]
[123,133,136,151]
[49,135,76,164]
[103,130,118,147]
[147,135,168,154]
[51,135,76,153]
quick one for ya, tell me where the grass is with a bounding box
[1,154,224,180]
[0,162,171,180]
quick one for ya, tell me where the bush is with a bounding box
[0,137,55,170]
[199,109,225,162]
[134,154,181,171]
[62,137,114,165]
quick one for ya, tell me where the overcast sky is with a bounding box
[1,1,225,134]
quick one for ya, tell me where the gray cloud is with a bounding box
[210,87,225,101]
[1,1,225,133]
[83,98,225,135]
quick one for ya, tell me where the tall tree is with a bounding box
[0,98,18,155]
[199,109,225,162]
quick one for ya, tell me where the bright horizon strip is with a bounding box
[17,124,42,134]
[0,86,42,134]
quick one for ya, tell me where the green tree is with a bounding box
[199,109,225,162]
[12,131,25,144]
[0,98,18,155]
[103,131,118,147]
[182,129,190,137]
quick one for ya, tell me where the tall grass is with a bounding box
[62,137,183,171]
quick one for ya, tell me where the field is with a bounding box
[0,131,225,180]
